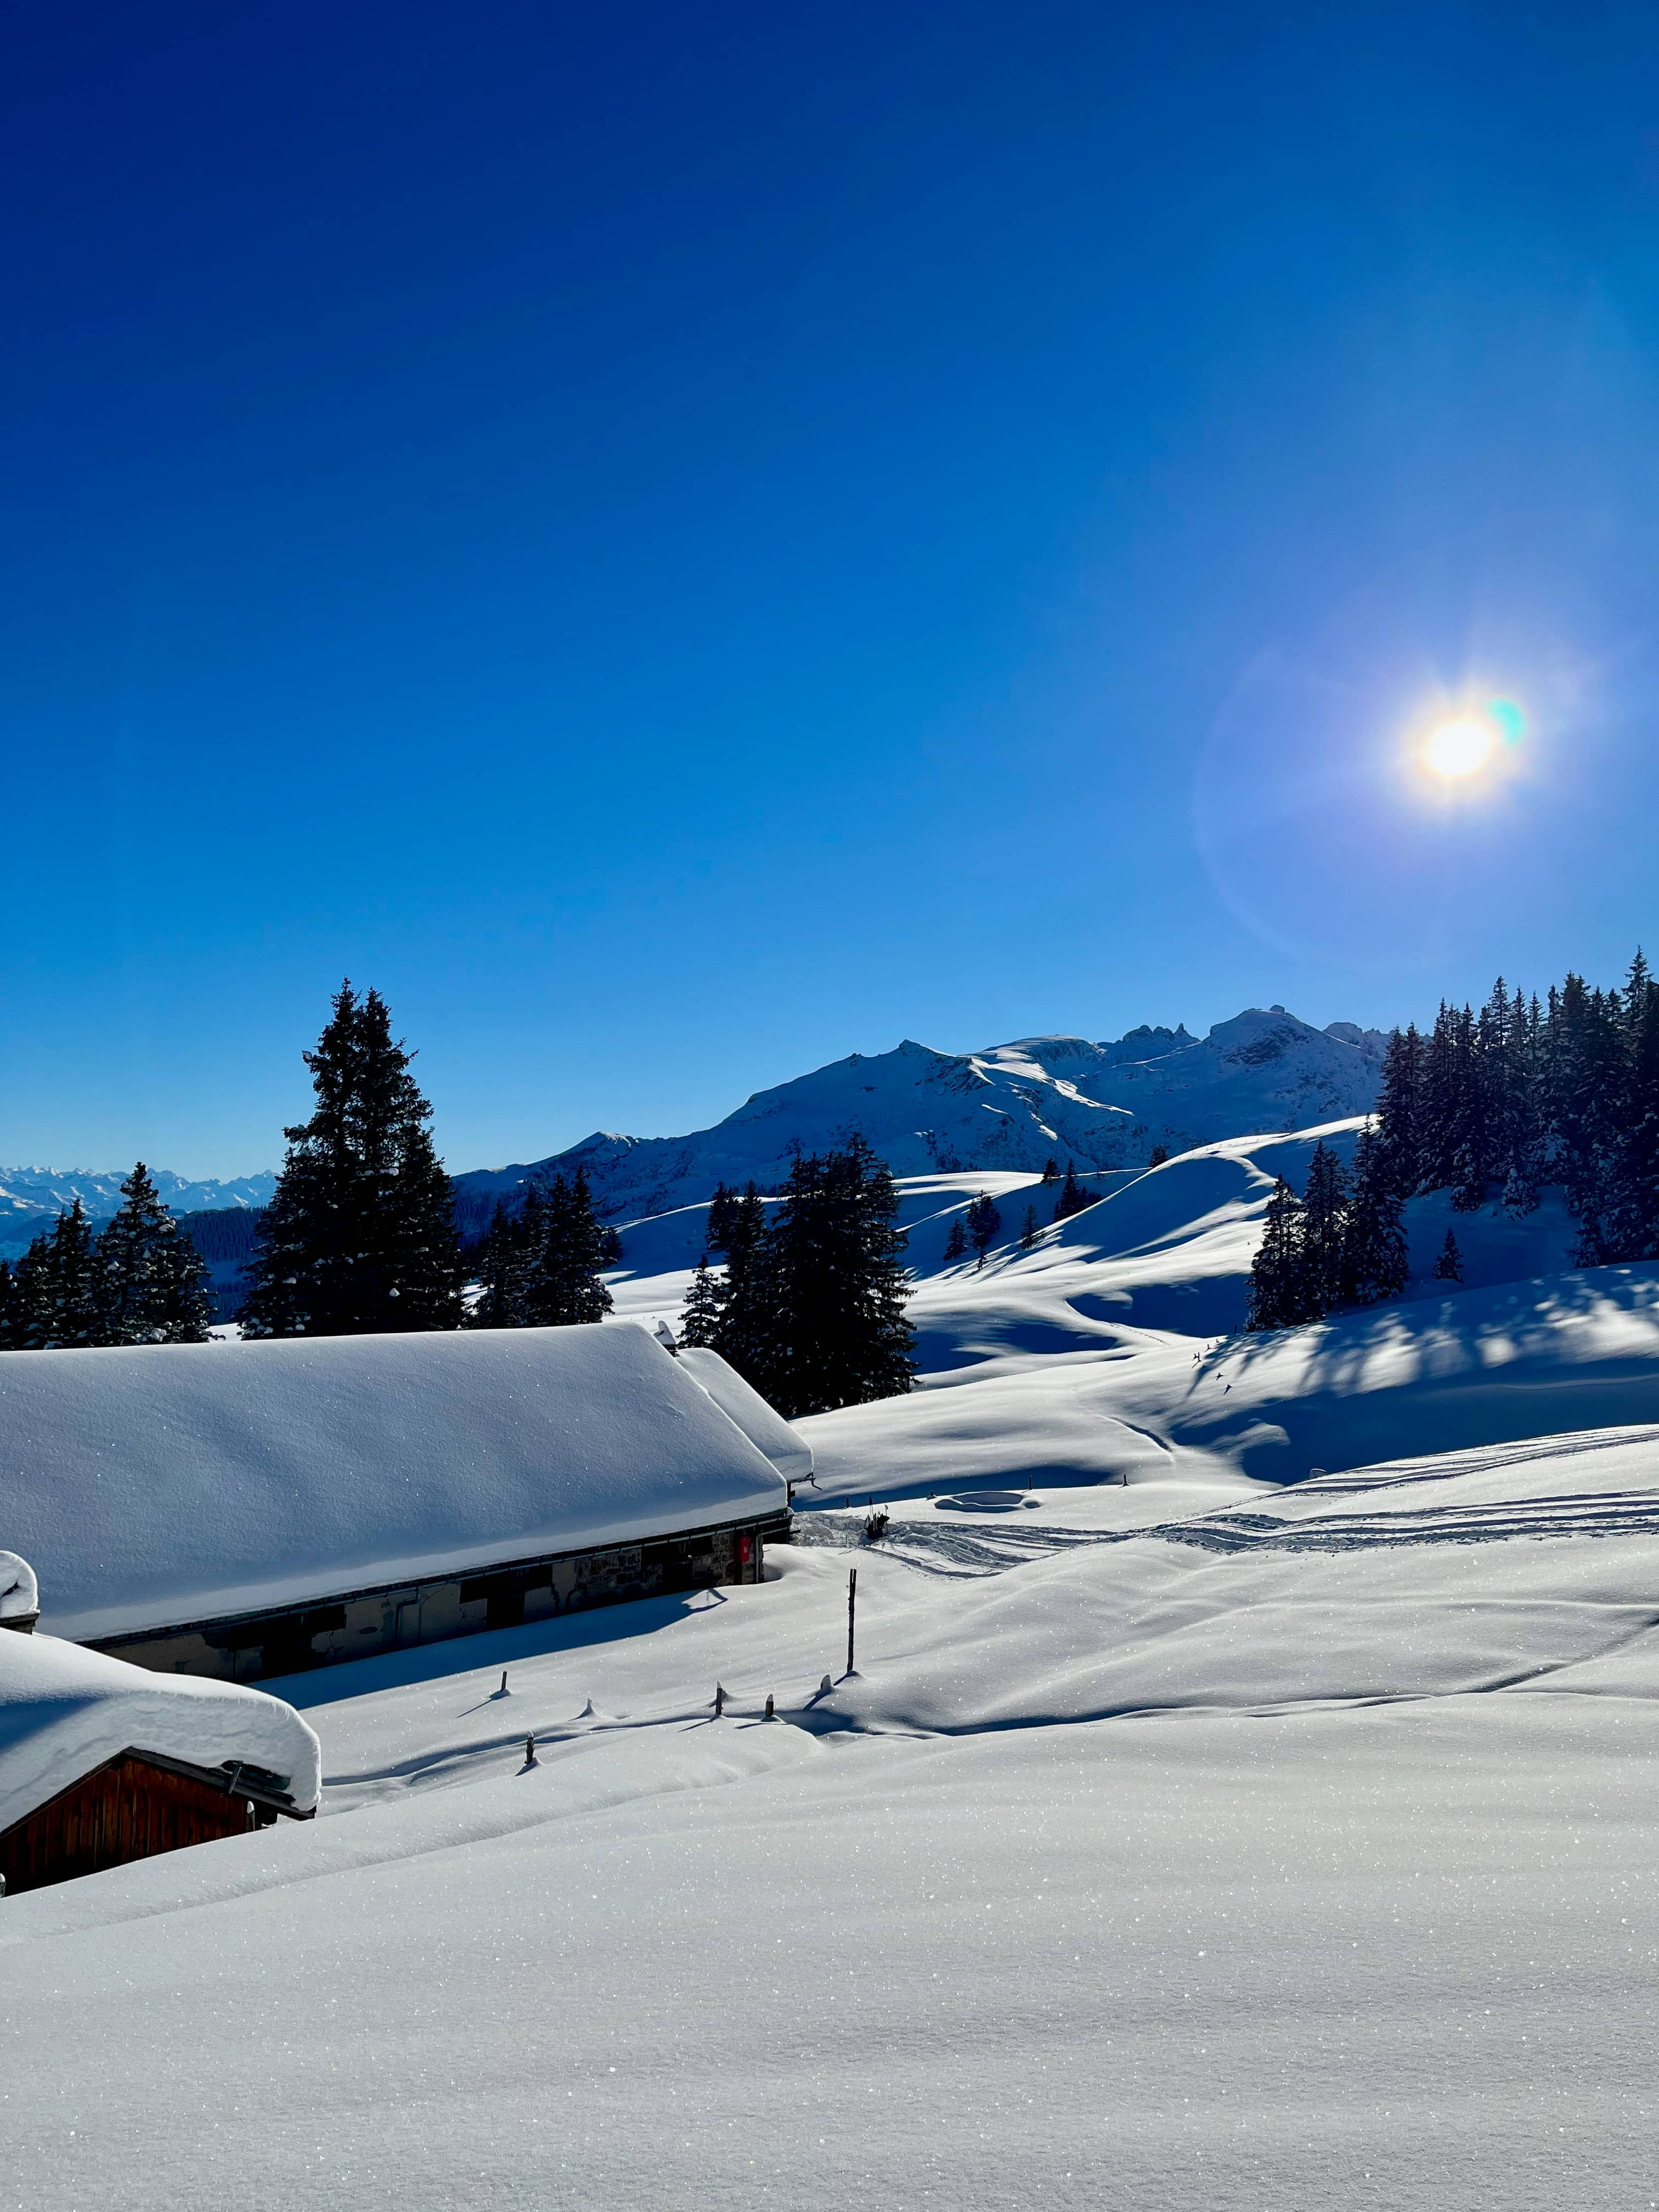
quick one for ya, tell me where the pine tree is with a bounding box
[1299,1141,1348,1316]
[1432,1228,1463,1282]
[1246,1178,1306,1331]
[1149,1144,1169,1168]
[679,1256,724,1348]
[1374,1024,1424,1196]
[966,1193,1002,1268]
[1341,1124,1408,1306]
[1020,1204,1040,1250]
[1040,1157,1060,1184]
[1052,1163,1091,1221]
[97,1163,212,1345]
[38,1201,107,1348]
[242,981,462,1338]
[706,1183,740,1252]
[713,1183,770,1376]
[715,1139,913,1418]
[532,1167,614,1326]
[467,1200,523,1328]
[942,1216,969,1262]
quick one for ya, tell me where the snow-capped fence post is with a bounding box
[764,1694,774,1720]
[715,1683,725,1718]
[846,1566,857,1678]
[524,1734,537,1765]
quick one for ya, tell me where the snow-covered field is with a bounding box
[5,1425,1659,2207]
[7,1115,1659,2207]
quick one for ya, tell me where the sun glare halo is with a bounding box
[1424,716,1496,780]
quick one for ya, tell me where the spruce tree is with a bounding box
[966,1193,1002,1268]
[242,981,462,1338]
[533,1167,614,1326]
[712,1183,770,1376]
[1432,1228,1463,1283]
[97,1163,212,1345]
[1149,1144,1169,1168]
[706,1183,740,1252]
[942,1216,969,1262]
[467,1200,522,1329]
[679,1256,724,1348]
[715,1139,913,1418]
[1298,1142,1348,1317]
[41,1201,107,1348]
[1040,1158,1060,1184]
[1052,1163,1087,1221]
[1374,1024,1424,1197]
[1020,1204,1040,1250]
[1341,1124,1409,1306]
[1246,1177,1306,1332]
[0,1260,22,1350]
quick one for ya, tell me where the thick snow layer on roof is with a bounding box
[676,1347,814,1484]
[0,1551,37,1621]
[0,1630,320,1835]
[0,1323,787,1642]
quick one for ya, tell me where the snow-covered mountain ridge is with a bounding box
[454,1006,1388,1228]
[0,1165,277,1257]
[0,1005,1387,1250]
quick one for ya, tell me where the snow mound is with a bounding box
[0,1630,320,1834]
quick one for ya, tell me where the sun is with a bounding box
[1424,716,1496,780]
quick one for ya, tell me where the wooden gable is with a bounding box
[0,1751,256,1897]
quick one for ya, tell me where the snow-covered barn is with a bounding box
[0,1617,320,1894]
[0,1324,799,1683]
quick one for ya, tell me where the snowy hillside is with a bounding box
[593,1118,1657,1500]
[7,1420,1659,2205]
[454,1006,1386,1228]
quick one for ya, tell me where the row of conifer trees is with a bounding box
[1246,949,1659,1331]
[1369,954,1659,1263]
[0,1166,214,1349]
[468,1170,622,1329]
[680,1139,916,1419]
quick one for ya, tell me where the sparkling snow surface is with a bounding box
[4,1429,1659,2206]
[0,1323,787,1641]
[0,1630,320,1832]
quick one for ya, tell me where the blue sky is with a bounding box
[5,2,1659,1177]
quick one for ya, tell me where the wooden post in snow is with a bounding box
[847,1566,857,1678]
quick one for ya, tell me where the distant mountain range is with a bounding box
[0,1007,1389,1259]
[0,1166,277,1262]
[450,1007,1389,1233]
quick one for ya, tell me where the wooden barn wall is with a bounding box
[0,1754,251,1897]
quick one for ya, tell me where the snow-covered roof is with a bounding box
[0,1324,788,1643]
[677,1347,814,1485]
[0,1629,321,1836]
[1,1551,37,1622]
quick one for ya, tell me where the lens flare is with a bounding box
[1424,716,1495,778]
